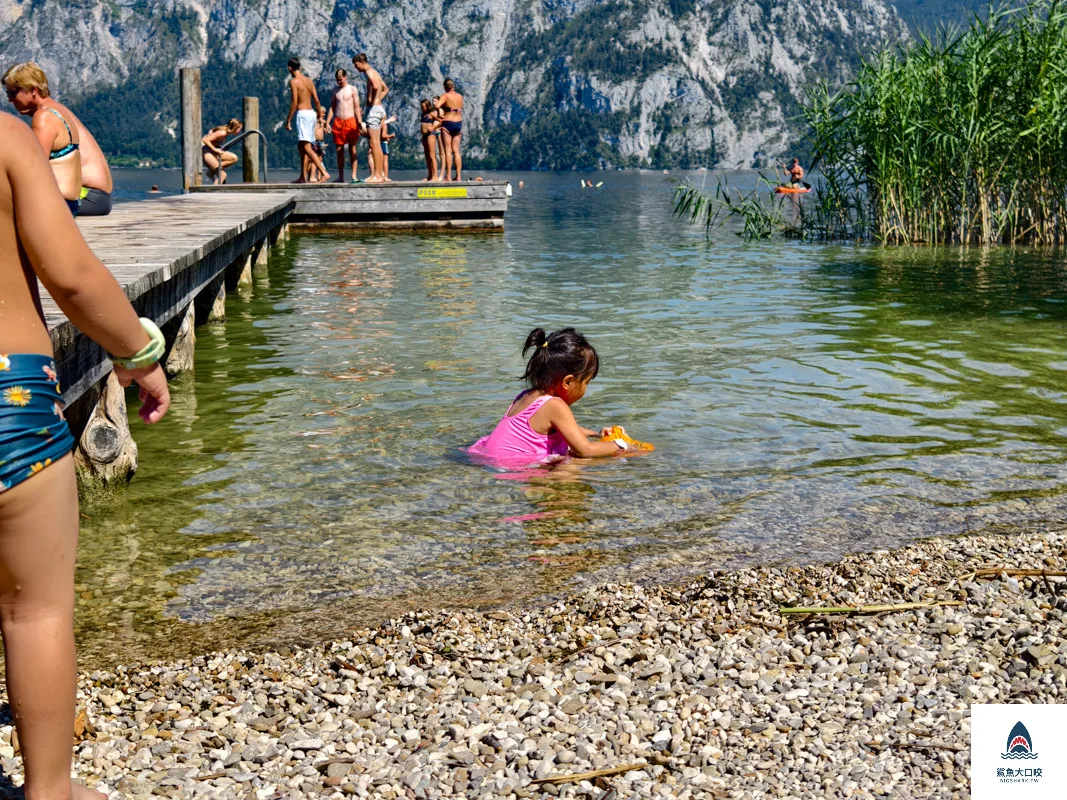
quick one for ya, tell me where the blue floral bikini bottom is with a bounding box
[0,354,74,494]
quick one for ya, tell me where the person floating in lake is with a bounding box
[3,62,114,217]
[784,158,805,186]
[434,78,464,182]
[468,327,630,466]
[0,110,170,800]
[285,57,329,184]
[351,53,390,183]
[328,68,363,183]
[201,118,241,185]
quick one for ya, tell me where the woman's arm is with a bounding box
[6,117,170,423]
[31,111,61,154]
[540,398,622,458]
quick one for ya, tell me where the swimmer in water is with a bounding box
[468,327,628,465]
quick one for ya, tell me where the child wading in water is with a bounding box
[469,327,629,464]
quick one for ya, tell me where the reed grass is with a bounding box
[675,0,1067,245]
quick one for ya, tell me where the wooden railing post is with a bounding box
[180,68,203,192]
[242,96,260,183]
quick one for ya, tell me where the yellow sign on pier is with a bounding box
[417,187,469,199]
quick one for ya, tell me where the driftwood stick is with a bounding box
[966,567,1067,579]
[532,763,648,785]
[779,600,964,615]
[863,740,966,753]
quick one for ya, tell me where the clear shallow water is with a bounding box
[76,170,1067,661]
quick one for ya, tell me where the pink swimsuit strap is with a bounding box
[506,391,551,417]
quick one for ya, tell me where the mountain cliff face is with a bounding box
[0,0,907,169]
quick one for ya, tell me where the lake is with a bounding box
[75,169,1067,663]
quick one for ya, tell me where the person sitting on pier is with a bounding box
[434,78,464,182]
[328,68,363,183]
[0,111,170,800]
[201,118,242,185]
[4,62,81,215]
[3,62,114,217]
[285,58,329,184]
[351,53,389,183]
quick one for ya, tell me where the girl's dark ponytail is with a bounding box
[522,327,548,356]
[520,327,599,393]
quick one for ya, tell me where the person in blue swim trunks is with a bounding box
[0,111,170,800]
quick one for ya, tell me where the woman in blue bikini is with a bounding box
[434,78,464,182]
[0,112,170,799]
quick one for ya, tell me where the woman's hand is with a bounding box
[113,363,171,424]
[599,426,625,438]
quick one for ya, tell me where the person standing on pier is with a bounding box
[285,58,329,184]
[327,69,363,183]
[434,78,464,182]
[2,62,114,216]
[0,112,170,800]
[351,53,390,183]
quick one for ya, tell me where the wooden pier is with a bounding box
[190,180,510,230]
[53,192,294,489]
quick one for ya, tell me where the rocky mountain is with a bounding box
[0,0,907,169]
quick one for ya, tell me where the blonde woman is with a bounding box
[3,62,82,214]
[201,119,242,184]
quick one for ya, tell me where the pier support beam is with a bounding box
[236,254,254,289]
[163,303,196,376]
[73,373,138,494]
[180,68,203,192]
[195,274,227,324]
[242,97,260,183]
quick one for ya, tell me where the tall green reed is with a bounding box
[676,0,1067,245]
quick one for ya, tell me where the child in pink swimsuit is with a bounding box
[469,327,630,466]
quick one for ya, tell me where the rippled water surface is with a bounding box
[77,171,1067,661]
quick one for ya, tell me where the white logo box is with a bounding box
[972,704,1066,799]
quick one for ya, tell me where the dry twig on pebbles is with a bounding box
[779,600,963,615]
[961,567,1067,580]
[532,762,649,785]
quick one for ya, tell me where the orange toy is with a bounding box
[599,426,655,452]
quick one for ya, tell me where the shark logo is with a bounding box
[1002,721,1039,760]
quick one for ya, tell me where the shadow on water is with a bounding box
[70,171,1067,665]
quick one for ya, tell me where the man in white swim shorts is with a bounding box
[285,57,329,183]
[352,53,390,183]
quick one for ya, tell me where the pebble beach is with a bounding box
[6,527,1066,799]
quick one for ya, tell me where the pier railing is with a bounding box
[221,129,269,183]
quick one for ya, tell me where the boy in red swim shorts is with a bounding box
[328,69,363,182]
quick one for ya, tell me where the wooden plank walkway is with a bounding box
[51,193,295,404]
[191,180,510,229]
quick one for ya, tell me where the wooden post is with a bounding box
[163,303,196,377]
[243,96,260,183]
[73,373,138,493]
[180,68,203,192]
